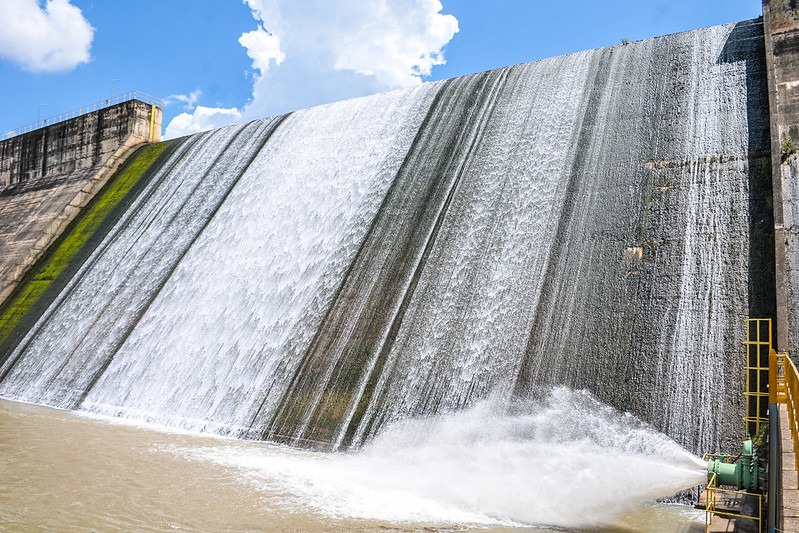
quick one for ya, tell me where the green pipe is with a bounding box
[706,438,760,491]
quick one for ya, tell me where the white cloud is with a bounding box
[164,0,458,137]
[328,1,458,86]
[0,0,94,73]
[165,90,203,111]
[238,26,285,74]
[164,106,243,139]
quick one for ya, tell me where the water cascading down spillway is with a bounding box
[0,18,775,459]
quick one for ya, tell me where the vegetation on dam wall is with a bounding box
[0,141,173,353]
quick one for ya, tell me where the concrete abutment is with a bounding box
[0,100,162,305]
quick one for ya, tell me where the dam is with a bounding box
[1,2,798,531]
[0,20,770,454]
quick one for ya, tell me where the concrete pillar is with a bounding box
[763,0,799,354]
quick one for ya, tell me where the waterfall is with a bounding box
[0,20,771,454]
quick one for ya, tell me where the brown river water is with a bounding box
[0,399,705,532]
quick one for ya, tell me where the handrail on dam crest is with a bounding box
[1,90,164,141]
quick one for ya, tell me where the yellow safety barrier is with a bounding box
[703,470,763,532]
[771,345,799,484]
[706,472,717,532]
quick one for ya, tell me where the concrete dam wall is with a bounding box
[0,99,162,305]
[0,20,773,455]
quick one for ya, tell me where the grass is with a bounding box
[781,135,796,163]
[0,141,171,348]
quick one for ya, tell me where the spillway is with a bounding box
[0,19,773,455]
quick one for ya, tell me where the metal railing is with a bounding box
[1,91,164,141]
[770,344,799,484]
[703,470,764,532]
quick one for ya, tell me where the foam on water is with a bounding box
[177,387,706,529]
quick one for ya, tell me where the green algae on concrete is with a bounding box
[0,141,172,351]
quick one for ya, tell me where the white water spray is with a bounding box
[178,388,706,529]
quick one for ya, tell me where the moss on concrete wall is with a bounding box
[0,141,172,353]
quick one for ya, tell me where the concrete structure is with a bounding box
[760,3,799,529]
[0,99,162,305]
[0,99,161,187]
[764,0,799,356]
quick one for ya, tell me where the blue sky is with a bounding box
[0,0,762,139]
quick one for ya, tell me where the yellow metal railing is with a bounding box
[770,345,799,485]
[703,470,763,532]
[705,472,717,532]
[745,318,772,437]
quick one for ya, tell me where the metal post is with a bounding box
[149,104,156,141]
[37,104,47,127]
[769,403,780,532]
